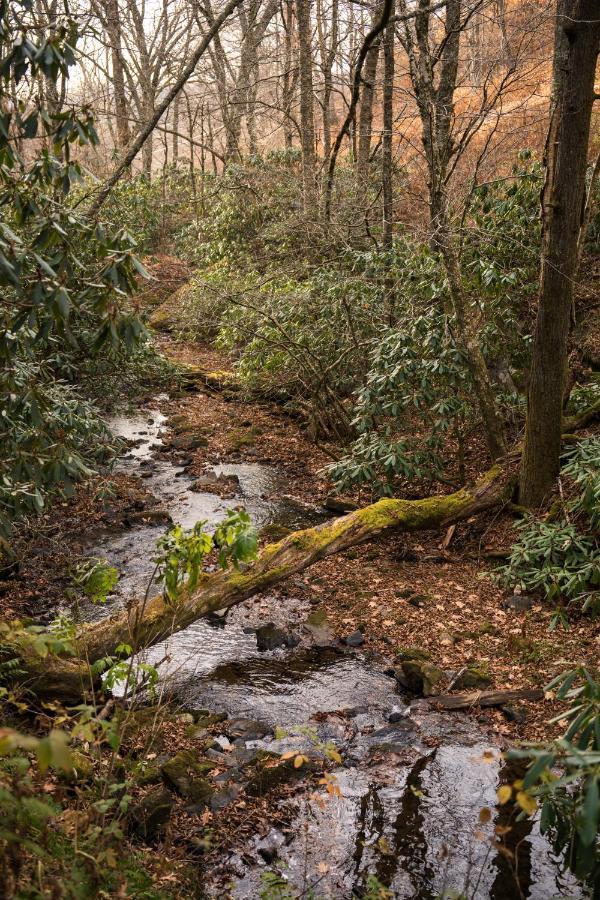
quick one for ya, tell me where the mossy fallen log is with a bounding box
[20,461,514,701]
[17,400,599,702]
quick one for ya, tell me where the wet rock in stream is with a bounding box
[255,622,299,652]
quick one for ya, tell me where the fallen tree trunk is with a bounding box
[19,398,600,701]
[427,688,544,710]
[24,460,515,701]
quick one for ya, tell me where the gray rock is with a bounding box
[398,660,446,696]
[160,750,214,805]
[226,718,270,740]
[256,828,286,863]
[502,594,536,612]
[129,787,173,842]
[210,784,241,811]
[501,704,528,725]
[451,664,492,690]
[255,623,299,652]
[344,630,365,648]
[388,705,409,723]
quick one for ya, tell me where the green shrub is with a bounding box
[507,668,600,891]
[496,437,600,617]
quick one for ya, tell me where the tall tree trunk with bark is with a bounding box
[104,0,130,150]
[296,0,318,215]
[382,0,395,320]
[356,3,382,215]
[382,0,394,252]
[519,0,600,507]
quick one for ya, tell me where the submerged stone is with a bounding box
[255,623,299,651]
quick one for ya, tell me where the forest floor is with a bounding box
[5,332,599,748]
[154,340,600,746]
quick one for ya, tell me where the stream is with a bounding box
[81,399,585,899]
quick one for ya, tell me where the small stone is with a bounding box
[451,664,491,690]
[210,784,241,811]
[256,828,286,863]
[344,630,365,647]
[407,593,433,608]
[501,704,528,725]
[323,495,359,514]
[396,647,431,662]
[502,594,536,612]
[175,713,195,725]
[399,660,446,696]
[255,623,298,651]
[160,750,214,805]
[226,718,270,741]
[388,705,408,723]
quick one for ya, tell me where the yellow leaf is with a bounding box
[496,785,512,805]
[516,791,537,816]
[280,751,297,760]
[328,749,342,764]
[294,754,306,769]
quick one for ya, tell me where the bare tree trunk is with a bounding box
[398,0,506,460]
[104,0,130,150]
[316,0,338,164]
[281,0,297,148]
[356,3,382,212]
[296,0,318,215]
[87,0,245,216]
[519,0,600,507]
[172,94,180,163]
[382,0,395,318]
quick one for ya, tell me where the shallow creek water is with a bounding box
[84,402,584,899]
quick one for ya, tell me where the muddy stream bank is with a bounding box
[78,395,583,899]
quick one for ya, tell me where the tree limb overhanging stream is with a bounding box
[17,397,600,703]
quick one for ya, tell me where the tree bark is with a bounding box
[519,0,600,507]
[103,0,130,151]
[296,0,318,215]
[382,1,395,254]
[356,3,382,215]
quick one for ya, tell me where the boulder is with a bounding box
[451,664,492,691]
[398,660,447,696]
[225,718,271,741]
[129,787,173,842]
[160,750,214,806]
